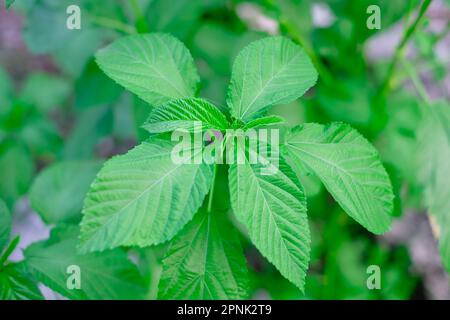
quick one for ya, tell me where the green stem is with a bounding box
[130,0,150,33]
[401,59,431,105]
[282,22,335,88]
[207,165,218,213]
[0,236,20,268]
[89,15,136,34]
[380,0,433,95]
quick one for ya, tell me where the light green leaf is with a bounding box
[283,123,393,234]
[229,142,310,291]
[29,161,102,224]
[24,225,148,300]
[227,36,317,122]
[80,137,213,253]
[0,263,43,300]
[96,33,199,107]
[0,199,10,252]
[159,208,249,299]
[243,115,286,129]
[142,98,228,133]
[417,101,450,272]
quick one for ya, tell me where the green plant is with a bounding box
[77,33,395,298]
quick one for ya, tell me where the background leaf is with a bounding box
[143,98,228,133]
[74,59,123,109]
[80,137,213,253]
[0,263,43,300]
[24,225,148,300]
[417,101,450,272]
[0,67,13,119]
[244,115,286,129]
[229,142,310,291]
[0,199,11,252]
[19,73,70,112]
[29,161,102,224]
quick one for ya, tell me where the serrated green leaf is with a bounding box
[0,263,43,300]
[24,225,148,300]
[229,141,310,291]
[159,208,249,299]
[145,0,203,40]
[243,115,286,129]
[80,137,213,253]
[95,33,199,107]
[283,123,393,234]
[227,36,317,122]
[23,4,78,54]
[29,161,102,224]
[143,98,228,133]
[0,199,10,253]
[417,101,450,272]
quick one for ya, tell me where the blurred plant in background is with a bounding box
[0,0,449,299]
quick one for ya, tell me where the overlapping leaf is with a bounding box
[0,144,35,209]
[143,98,228,133]
[229,141,310,291]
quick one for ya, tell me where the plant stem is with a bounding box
[207,164,218,213]
[380,0,433,95]
[401,59,431,105]
[89,15,136,34]
[282,22,335,88]
[130,0,150,33]
[0,235,20,268]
